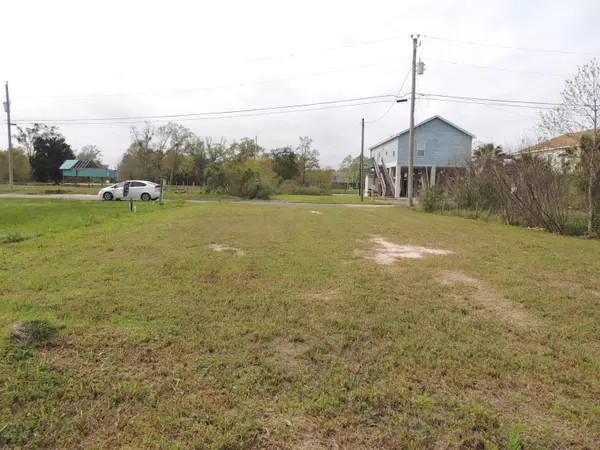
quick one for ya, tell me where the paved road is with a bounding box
[0,193,399,207]
[0,193,99,201]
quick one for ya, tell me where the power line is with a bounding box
[365,67,412,123]
[427,58,569,77]
[418,92,561,106]
[416,96,554,110]
[424,35,600,56]
[32,59,407,99]
[11,95,396,125]
[418,92,541,118]
[246,35,408,62]
[10,99,390,126]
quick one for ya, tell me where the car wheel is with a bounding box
[103,192,114,201]
[141,193,151,201]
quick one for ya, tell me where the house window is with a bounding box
[385,150,388,156]
[417,141,426,157]
[393,151,395,157]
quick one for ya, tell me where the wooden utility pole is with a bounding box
[360,118,365,201]
[589,99,597,235]
[407,35,419,206]
[4,82,14,192]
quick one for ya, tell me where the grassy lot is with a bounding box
[0,199,599,448]
[270,194,387,204]
[331,188,359,195]
[0,184,101,195]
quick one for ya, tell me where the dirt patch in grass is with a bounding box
[206,243,246,256]
[266,338,309,371]
[356,235,453,264]
[551,279,600,299]
[304,289,341,301]
[438,270,536,328]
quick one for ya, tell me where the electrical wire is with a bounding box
[417,92,561,106]
[365,67,412,123]
[424,35,600,56]
[10,96,395,126]
[247,35,408,62]
[416,96,554,110]
[32,59,407,99]
[426,58,569,77]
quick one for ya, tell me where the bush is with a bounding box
[441,158,571,234]
[564,215,588,236]
[420,186,444,212]
[204,164,273,200]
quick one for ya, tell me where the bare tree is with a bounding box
[129,122,156,179]
[539,59,600,235]
[15,123,58,159]
[155,122,194,185]
[296,136,319,185]
[77,145,103,165]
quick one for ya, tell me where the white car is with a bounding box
[98,180,162,201]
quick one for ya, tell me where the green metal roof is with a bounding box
[59,160,78,170]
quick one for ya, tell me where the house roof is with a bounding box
[59,160,78,170]
[519,131,593,154]
[368,115,476,150]
[59,159,102,170]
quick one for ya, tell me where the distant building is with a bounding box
[364,115,475,197]
[59,160,118,183]
[519,131,593,170]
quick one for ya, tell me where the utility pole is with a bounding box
[360,118,365,201]
[3,82,14,193]
[407,35,419,206]
[589,98,597,235]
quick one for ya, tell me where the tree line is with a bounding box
[0,121,342,199]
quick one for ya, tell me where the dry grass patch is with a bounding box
[437,270,536,328]
[356,234,453,264]
[206,243,247,256]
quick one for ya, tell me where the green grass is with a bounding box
[331,188,359,195]
[270,194,390,204]
[0,184,101,195]
[0,198,599,448]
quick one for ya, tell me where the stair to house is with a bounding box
[364,157,395,197]
[380,159,396,197]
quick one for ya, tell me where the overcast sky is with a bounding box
[2,0,600,168]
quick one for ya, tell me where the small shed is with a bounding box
[59,160,118,184]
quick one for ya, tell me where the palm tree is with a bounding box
[473,143,506,160]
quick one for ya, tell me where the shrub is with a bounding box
[420,186,444,212]
[204,164,273,200]
[204,163,227,194]
[564,215,588,236]
[441,158,572,234]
